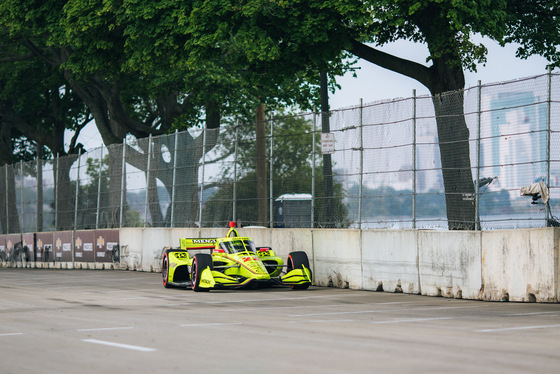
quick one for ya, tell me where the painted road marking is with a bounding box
[371,317,458,324]
[181,322,242,327]
[0,333,23,336]
[505,312,560,317]
[83,339,156,352]
[477,324,560,333]
[289,305,479,317]
[225,301,415,312]
[77,327,133,332]
[202,293,366,304]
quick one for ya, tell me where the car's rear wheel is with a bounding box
[191,253,213,292]
[287,251,312,290]
[162,251,172,288]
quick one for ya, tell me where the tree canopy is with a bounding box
[1,0,559,230]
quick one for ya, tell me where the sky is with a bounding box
[72,36,555,151]
[329,36,553,109]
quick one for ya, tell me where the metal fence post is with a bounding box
[475,81,482,230]
[19,160,23,233]
[36,151,42,232]
[546,66,552,225]
[198,128,207,227]
[144,135,152,228]
[311,110,316,228]
[358,99,364,230]
[269,119,274,228]
[95,147,103,230]
[74,149,81,230]
[412,90,417,229]
[55,153,59,231]
[170,130,178,228]
[119,139,127,228]
[233,123,238,223]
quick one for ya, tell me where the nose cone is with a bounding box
[242,256,270,279]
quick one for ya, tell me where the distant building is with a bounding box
[482,91,548,195]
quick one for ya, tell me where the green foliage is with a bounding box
[203,113,349,227]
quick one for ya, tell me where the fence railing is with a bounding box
[1,71,559,233]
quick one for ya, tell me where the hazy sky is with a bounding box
[73,36,555,150]
[330,36,553,109]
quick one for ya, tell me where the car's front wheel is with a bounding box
[287,251,312,290]
[162,251,172,288]
[191,253,213,292]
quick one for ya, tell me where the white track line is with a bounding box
[371,317,458,324]
[77,327,133,332]
[289,305,475,317]
[82,339,156,352]
[0,333,23,336]
[181,322,242,327]
[477,324,560,333]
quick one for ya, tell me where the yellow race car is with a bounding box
[161,222,312,292]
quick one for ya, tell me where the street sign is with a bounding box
[321,133,335,154]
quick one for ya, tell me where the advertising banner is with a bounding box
[0,235,5,261]
[22,233,34,261]
[54,231,73,262]
[36,232,54,263]
[74,230,95,262]
[6,234,21,262]
[94,229,120,263]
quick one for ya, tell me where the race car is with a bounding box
[161,222,312,291]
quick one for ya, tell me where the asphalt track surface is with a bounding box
[1,269,560,374]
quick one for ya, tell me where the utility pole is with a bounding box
[320,71,334,227]
[256,103,268,226]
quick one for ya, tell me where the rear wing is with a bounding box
[180,238,217,251]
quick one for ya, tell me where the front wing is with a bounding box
[198,266,312,290]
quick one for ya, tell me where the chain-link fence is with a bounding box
[2,72,559,233]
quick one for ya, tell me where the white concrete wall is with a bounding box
[312,229,362,289]
[418,231,482,300]
[116,227,560,302]
[481,228,559,302]
[362,230,419,294]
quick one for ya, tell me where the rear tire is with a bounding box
[287,251,312,290]
[162,251,172,288]
[191,253,213,292]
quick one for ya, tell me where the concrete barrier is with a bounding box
[481,228,559,302]
[312,229,362,289]
[362,230,419,294]
[418,230,482,299]
[2,227,559,302]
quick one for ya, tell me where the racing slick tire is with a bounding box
[191,253,213,292]
[287,251,312,290]
[162,251,172,288]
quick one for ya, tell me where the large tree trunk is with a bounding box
[432,91,475,229]
[54,154,78,231]
[0,165,20,234]
[429,58,475,230]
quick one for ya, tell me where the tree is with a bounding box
[183,0,560,229]
[0,32,89,232]
[1,0,333,228]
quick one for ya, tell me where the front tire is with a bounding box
[287,251,312,290]
[191,253,213,292]
[162,251,172,288]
